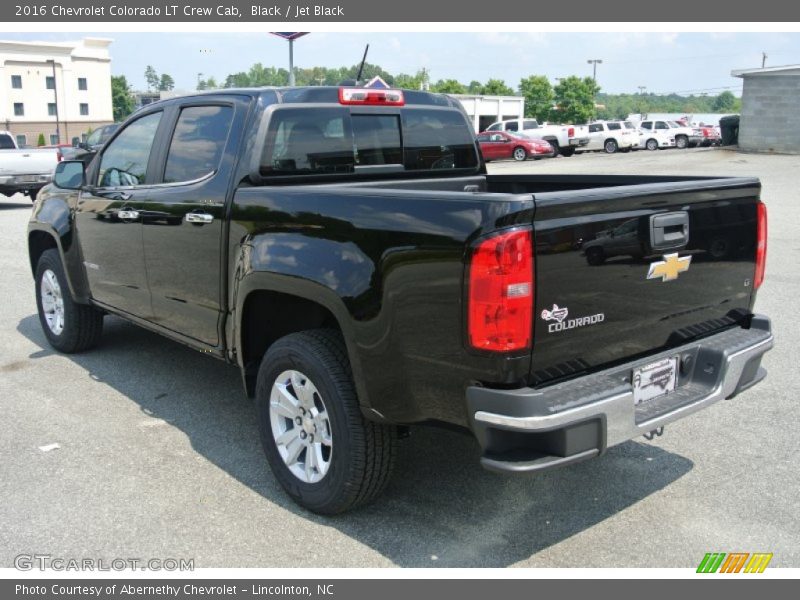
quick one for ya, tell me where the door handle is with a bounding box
[185,212,214,224]
[117,209,139,220]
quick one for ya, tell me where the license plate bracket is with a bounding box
[632,356,678,405]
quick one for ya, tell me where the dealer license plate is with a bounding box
[632,357,678,405]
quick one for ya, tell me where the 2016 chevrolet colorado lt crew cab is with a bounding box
[28,87,772,514]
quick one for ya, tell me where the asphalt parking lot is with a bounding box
[0,147,797,568]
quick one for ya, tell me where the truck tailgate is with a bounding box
[530,178,761,385]
[0,149,58,176]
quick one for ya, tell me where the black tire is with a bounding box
[646,138,659,151]
[585,247,605,266]
[604,139,618,154]
[512,146,527,161]
[546,139,560,156]
[29,190,38,202]
[559,146,576,157]
[675,135,688,149]
[255,329,398,514]
[35,248,103,353]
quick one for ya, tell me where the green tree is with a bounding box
[431,79,466,94]
[552,76,600,124]
[158,73,175,91]
[467,80,483,94]
[111,75,134,122]
[481,79,514,96]
[223,72,252,88]
[712,91,737,112]
[519,75,554,122]
[37,133,45,147]
[144,65,159,91]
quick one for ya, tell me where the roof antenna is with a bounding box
[355,44,370,85]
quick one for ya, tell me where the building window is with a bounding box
[14,103,24,116]
[16,134,27,147]
[46,76,55,90]
[78,77,87,90]
[50,134,59,145]
[79,103,89,116]
[11,75,22,89]
[48,103,57,116]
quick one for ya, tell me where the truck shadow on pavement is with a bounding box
[18,314,694,568]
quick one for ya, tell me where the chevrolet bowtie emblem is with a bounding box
[647,253,692,282]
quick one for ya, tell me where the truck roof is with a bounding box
[142,86,464,110]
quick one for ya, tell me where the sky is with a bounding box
[3,31,800,95]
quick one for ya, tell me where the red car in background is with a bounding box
[477,131,555,162]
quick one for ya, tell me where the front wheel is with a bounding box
[512,146,527,161]
[675,135,688,149]
[646,138,659,151]
[35,249,103,353]
[256,329,398,514]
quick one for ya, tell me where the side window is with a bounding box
[164,105,233,183]
[505,121,519,132]
[641,121,652,130]
[589,124,602,133]
[98,111,162,187]
[490,134,504,142]
[523,120,538,130]
[607,122,621,130]
[0,134,15,149]
[486,123,501,131]
[476,134,490,143]
[655,121,669,130]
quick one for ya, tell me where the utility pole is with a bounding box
[638,86,647,95]
[46,60,60,145]
[587,59,603,82]
[762,52,768,68]
[288,38,295,86]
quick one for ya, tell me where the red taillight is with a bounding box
[755,201,767,289]
[338,87,404,106]
[468,228,534,353]
[568,127,575,138]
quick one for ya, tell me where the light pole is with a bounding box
[587,59,603,82]
[269,33,309,87]
[46,60,60,145]
[638,86,647,95]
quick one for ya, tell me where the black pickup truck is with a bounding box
[28,87,772,514]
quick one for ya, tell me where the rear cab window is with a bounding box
[259,106,478,179]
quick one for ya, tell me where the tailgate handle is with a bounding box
[650,212,689,250]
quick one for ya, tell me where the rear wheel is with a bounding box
[35,249,103,353]
[512,146,527,161]
[256,329,398,514]
[646,138,659,151]
[604,139,619,154]
[585,247,605,266]
[559,146,576,157]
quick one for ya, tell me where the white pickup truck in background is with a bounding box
[0,131,61,202]
[484,118,590,157]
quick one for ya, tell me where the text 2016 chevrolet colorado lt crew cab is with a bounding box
[28,87,772,514]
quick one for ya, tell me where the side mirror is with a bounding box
[53,160,86,190]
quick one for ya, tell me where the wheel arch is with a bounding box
[233,272,369,408]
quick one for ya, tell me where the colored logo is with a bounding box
[647,253,692,282]
[696,552,773,573]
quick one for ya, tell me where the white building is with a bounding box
[451,94,525,132]
[0,38,113,147]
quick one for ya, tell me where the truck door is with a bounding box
[75,110,166,317]
[138,99,244,346]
